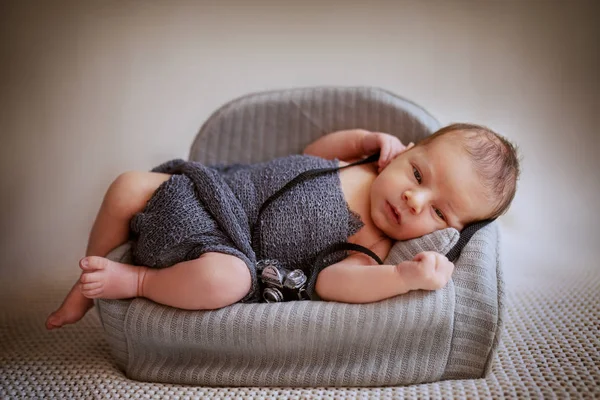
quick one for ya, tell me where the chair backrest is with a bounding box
[189,86,440,164]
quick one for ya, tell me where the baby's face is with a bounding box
[370,133,492,241]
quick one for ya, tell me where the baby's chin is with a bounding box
[370,209,408,241]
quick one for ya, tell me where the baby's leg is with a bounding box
[46,171,171,330]
[79,252,251,310]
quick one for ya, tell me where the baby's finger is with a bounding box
[379,146,390,169]
[381,153,393,170]
[412,253,424,262]
[378,160,388,173]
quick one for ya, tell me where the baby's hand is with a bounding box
[362,131,414,172]
[396,251,454,291]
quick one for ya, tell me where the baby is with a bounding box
[46,123,519,330]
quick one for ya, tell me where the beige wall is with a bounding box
[1,1,598,295]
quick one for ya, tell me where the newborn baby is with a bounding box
[46,123,519,330]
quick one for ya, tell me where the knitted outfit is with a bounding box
[130,155,364,303]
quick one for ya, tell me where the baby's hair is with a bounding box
[418,123,520,220]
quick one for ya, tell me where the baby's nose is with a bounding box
[403,190,425,215]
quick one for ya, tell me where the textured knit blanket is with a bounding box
[129,155,363,302]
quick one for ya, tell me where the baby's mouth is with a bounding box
[386,201,401,225]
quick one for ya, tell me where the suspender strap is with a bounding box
[252,153,380,259]
[315,219,495,267]
[313,241,384,266]
[445,219,494,262]
[255,153,379,227]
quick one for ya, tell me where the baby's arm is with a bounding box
[315,250,454,303]
[304,129,413,170]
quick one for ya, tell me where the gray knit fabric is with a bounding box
[96,225,487,387]
[130,155,361,302]
[99,225,460,387]
[95,86,504,386]
[101,225,464,385]
[189,87,439,165]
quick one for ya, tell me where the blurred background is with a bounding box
[1,0,598,305]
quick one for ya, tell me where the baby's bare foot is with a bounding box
[79,256,146,300]
[45,283,94,330]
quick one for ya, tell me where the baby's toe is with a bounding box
[81,281,103,291]
[79,271,103,285]
[79,256,108,271]
[81,287,104,298]
[45,313,60,330]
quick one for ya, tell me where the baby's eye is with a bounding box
[412,166,422,184]
[434,207,446,221]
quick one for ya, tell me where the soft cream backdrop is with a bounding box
[1,0,598,302]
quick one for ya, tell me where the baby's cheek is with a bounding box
[404,219,435,240]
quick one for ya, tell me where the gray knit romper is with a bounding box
[129,155,364,303]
